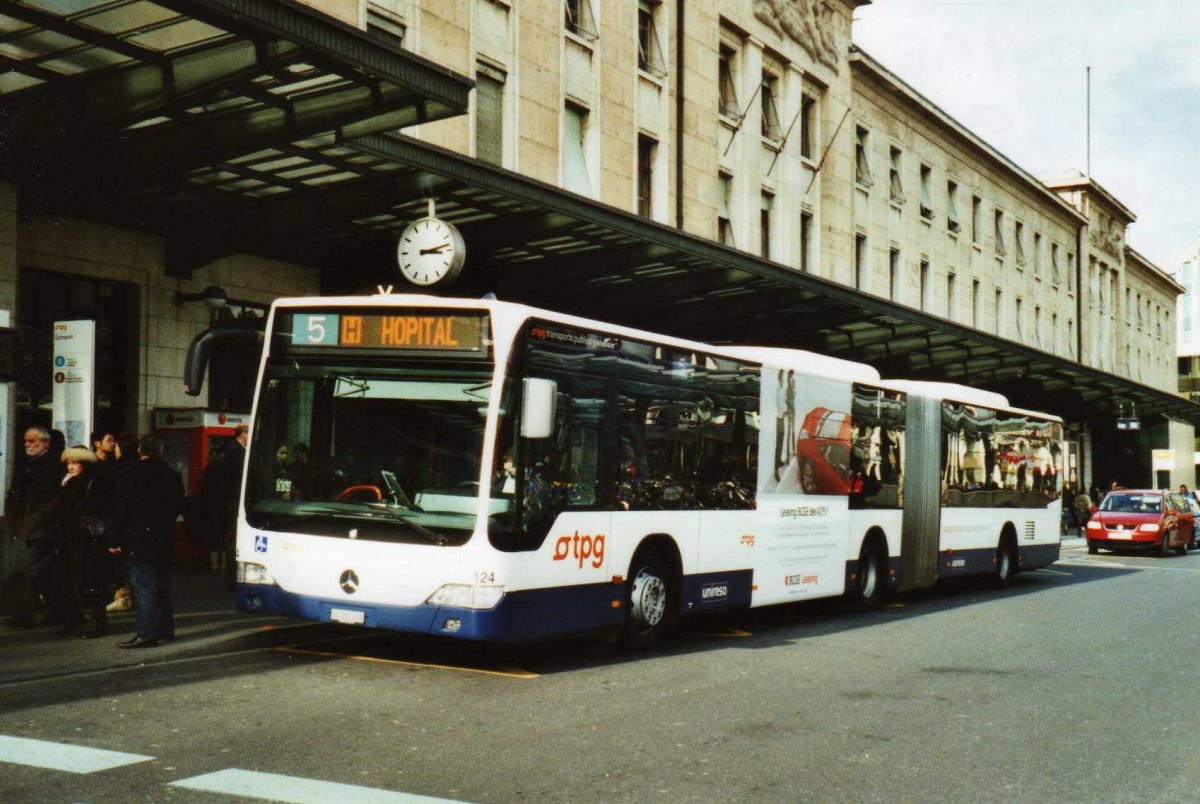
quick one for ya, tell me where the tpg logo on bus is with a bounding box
[552,531,605,569]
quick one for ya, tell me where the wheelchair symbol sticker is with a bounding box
[255,534,268,553]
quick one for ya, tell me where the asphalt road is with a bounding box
[2,540,1199,803]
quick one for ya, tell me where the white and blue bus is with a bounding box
[222,293,1062,646]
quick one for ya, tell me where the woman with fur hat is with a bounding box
[57,445,113,637]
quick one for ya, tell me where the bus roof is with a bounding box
[885,380,1063,423]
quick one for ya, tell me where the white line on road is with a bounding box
[171,769,464,803]
[0,735,153,773]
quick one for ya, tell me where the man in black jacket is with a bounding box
[108,435,184,648]
[3,426,66,629]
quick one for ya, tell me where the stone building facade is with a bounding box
[1,0,1187,489]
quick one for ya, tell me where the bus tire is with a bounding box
[618,549,673,650]
[848,536,887,607]
[993,535,1017,587]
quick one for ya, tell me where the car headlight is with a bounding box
[426,584,505,610]
[1086,520,1101,530]
[1137,523,1162,533]
[238,562,274,585]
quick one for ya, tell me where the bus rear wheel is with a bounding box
[993,537,1016,587]
[848,539,887,606]
[619,550,673,650]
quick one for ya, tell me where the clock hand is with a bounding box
[419,243,450,255]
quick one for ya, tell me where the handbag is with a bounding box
[80,514,106,536]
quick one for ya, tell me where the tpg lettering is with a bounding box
[553,531,605,569]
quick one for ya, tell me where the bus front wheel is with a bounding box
[619,550,673,650]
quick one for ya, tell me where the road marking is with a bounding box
[0,735,153,774]
[171,768,462,803]
[1034,568,1073,576]
[275,646,539,679]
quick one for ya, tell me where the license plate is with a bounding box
[1107,531,1132,540]
[330,608,365,625]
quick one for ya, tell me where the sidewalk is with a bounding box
[0,566,262,683]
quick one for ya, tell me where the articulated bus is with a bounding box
[224,293,1062,647]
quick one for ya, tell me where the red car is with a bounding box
[795,407,852,495]
[1086,490,1196,556]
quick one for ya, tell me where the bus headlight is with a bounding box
[427,584,505,610]
[237,562,274,585]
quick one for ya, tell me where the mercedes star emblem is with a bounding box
[339,569,359,594]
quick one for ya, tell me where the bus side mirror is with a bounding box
[521,378,557,439]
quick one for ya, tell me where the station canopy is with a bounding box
[2,0,1196,428]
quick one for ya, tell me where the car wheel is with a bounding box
[1087,540,1098,555]
[1159,532,1171,557]
[799,459,817,494]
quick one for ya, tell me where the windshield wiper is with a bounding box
[366,503,447,546]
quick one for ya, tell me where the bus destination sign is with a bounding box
[289,312,487,353]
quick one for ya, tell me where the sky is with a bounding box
[853,0,1200,267]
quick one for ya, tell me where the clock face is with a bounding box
[397,217,465,287]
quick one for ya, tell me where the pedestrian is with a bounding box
[201,424,246,587]
[2,426,67,629]
[104,433,141,614]
[56,445,113,637]
[108,435,184,649]
[1074,489,1094,527]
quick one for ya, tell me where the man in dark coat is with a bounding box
[108,434,184,648]
[3,426,67,629]
[201,423,246,589]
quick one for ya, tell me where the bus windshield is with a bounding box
[244,361,495,546]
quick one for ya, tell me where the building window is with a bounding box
[971,196,982,244]
[889,146,905,204]
[475,63,505,166]
[1051,242,1061,285]
[562,102,592,195]
[760,193,773,259]
[1015,221,1026,266]
[855,127,872,186]
[972,279,980,328]
[920,259,930,310]
[637,2,667,78]
[947,272,957,320]
[761,72,783,143]
[718,173,734,246]
[799,93,816,160]
[1033,232,1043,276]
[1052,312,1059,352]
[889,248,901,301]
[947,181,960,234]
[366,2,406,46]
[719,44,740,118]
[994,288,1003,335]
[919,165,933,220]
[637,135,655,218]
[1035,305,1042,348]
[994,209,1007,257]
[799,210,813,273]
[1068,317,1076,357]
[855,232,867,290]
[1067,252,1075,292]
[565,0,598,40]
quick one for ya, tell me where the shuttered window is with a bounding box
[475,65,504,166]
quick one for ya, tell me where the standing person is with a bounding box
[56,446,113,637]
[108,435,184,649]
[2,426,67,629]
[105,433,141,614]
[289,442,310,501]
[203,424,247,588]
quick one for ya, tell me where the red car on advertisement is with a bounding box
[1085,489,1196,556]
[795,407,852,495]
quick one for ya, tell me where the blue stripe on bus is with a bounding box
[237,582,623,642]
[935,542,1060,577]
